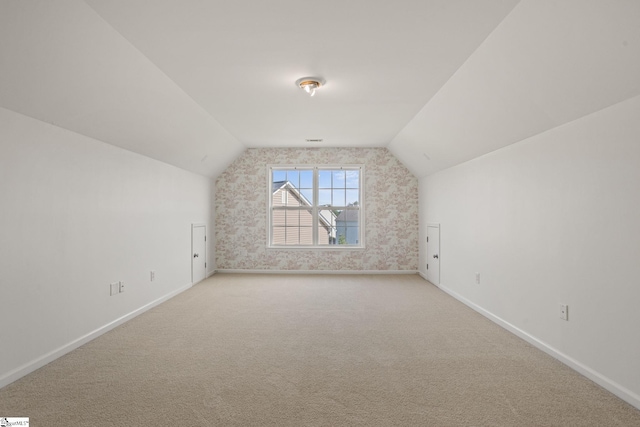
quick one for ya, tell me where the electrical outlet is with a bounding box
[110,282,119,296]
[150,271,155,282]
[475,273,480,284]
[559,304,568,321]
[119,281,125,293]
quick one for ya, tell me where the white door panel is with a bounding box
[192,224,206,284]
[427,224,440,285]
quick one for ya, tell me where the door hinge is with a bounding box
[427,236,429,242]
[426,264,429,270]
[205,262,207,268]
[204,236,207,241]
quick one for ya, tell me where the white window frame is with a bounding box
[267,165,365,249]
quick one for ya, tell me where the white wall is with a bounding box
[0,107,214,387]
[420,94,640,409]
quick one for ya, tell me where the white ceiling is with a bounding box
[1,0,639,178]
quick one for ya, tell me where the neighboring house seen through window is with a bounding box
[269,166,363,248]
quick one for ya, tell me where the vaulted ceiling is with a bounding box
[1,1,639,178]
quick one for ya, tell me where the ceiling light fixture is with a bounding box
[296,77,325,97]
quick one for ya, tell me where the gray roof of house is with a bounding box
[272,180,287,193]
[336,209,359,222]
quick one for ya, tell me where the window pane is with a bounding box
[284,189,300,207]
[336,210,359,245]
[318,208,335,245]
[285,227,299,245]
[287,210,299,226]
[317,225,337,245]
[273,170,286,182]
[286,170,299,188]
[319,170,331,188]
[272,210,286,230]
[346,189,359,206]
[318,208,335,227]
[299,226,313,245]
[272,170,294,206]
[318,189,331,206]
[299,188,313,204]
[332,170,346,188]
[300,170,313,188]
[272,226,286,245]
[299,170,313,204]
[346,226,359,244]
[346,170,360,189]
[332,189,346,206]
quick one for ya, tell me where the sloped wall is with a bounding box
[420,95,640,408]
[215,148,418,271]
[0,107,213,387]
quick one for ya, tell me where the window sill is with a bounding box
[267,245,365,251]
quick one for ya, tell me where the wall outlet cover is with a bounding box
[560,304,569,321]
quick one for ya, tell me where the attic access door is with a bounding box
[192,224,206,284]
[427,224,440,285]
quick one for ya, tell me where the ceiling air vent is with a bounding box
[306,139,323,143]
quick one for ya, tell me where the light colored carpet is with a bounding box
[1,274,639,426]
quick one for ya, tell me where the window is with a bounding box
[269,165,363,248]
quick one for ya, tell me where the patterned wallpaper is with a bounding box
[215,148,418,271]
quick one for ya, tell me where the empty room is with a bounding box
[1,0,640,425]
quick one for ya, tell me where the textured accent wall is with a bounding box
[215,148,418,271]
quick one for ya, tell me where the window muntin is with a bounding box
[269,166,363,248]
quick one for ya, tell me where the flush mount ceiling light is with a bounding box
[296,77,325,97]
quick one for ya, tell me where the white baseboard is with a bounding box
[215,269,418,275]
[423,277,640,411]
[0,283,192,390]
